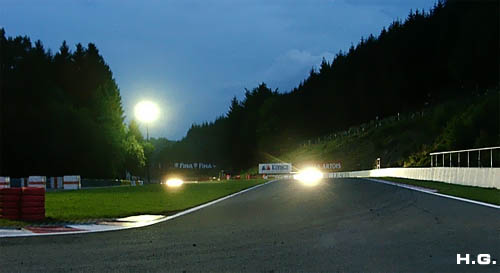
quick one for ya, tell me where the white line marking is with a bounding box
[365,178,500,209]
[0,180,278,238]
[366,178,438,193]
[160,179,277,222]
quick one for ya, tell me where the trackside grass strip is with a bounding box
[0,179,267,227]
[376,177,500,205]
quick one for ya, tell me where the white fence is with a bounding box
[430,146,500,168]
[327,167,500,189]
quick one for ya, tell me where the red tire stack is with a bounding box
[21,187,45,221]
[0,188,22,220]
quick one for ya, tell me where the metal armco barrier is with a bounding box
[328,167,500,189]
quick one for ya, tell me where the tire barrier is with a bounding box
[0,188,22,220]
[63,175,81,190]
[22,201,45,207]
[22,195,45,202]
[21,207,45,215]
[28,176,47,188]
[0,187,45,221]
[0,201,19,208]
[21,187,45,221]
[0,194,21,202]
[22,214,45,221]
[0,177,10,188]
[22,187,45,195]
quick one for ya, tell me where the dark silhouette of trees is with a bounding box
[1,1,497,177]
[0,31,145,178]
[158,0,498,173]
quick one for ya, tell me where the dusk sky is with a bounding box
[1,0,437,140]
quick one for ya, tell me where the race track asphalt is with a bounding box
[1,178,499,272]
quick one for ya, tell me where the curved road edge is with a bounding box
[0,179,278,238]
[366,178,500,209]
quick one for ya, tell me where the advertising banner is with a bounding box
[258,163,292,174]
[174,163,217,169]
[313,162,342,170]
[296,162,342,171]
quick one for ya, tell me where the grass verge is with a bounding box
[376,177,500,205]
[0,179,267,228]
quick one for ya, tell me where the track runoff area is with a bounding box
[1,166,499,272]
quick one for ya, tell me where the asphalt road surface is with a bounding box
[1,178,499,272]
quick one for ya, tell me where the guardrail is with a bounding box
[430,146,500,168]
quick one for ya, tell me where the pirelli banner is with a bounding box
[258,163,292,174]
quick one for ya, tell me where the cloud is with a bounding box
[258,49,335,92]
[285,49,335,65]
[1,0,438,139]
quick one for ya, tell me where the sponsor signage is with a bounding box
[258,163,292,174]
[174,163,217,169]
[313,162,342,170]
[297,162,342,170]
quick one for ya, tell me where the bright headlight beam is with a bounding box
[166,178,183,187]
[135,101,160,123]
[293,167,323,186]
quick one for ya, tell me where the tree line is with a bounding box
[158,0,499,173]
[0,30,147,178]
[0,0,497,178]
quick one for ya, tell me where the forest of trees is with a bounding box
[0,0,497,179]
[0,30,147,178]
[159,0,499,173]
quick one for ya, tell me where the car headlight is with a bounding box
[293,167,323,186]
[165,178,183,187]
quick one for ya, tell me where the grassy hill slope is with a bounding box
[274,90,499,172]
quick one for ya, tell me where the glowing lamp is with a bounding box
[134,101,159,123]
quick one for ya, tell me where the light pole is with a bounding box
[134,101,160,184]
